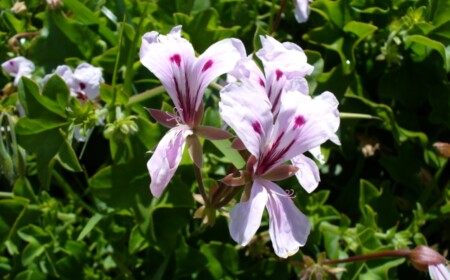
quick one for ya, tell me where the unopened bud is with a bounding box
[220,171,249,187]
[409,246,447,272]
[433,142,450,158]
[11,2,27,15]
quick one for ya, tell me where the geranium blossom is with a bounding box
[43,63,104,101]
[293,0,313,23]
[429,264,450,280]
[219,81,339,258]
[230,36,339,193]
[1,56,35,85]
[140,25,246,198]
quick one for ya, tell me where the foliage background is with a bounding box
[0,0,449,279]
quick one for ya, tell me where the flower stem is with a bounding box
[321,249,411,265]
[271,0,287,35]
[193,164,210,207]
[126,85,166,106]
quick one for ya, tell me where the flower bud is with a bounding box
[11,2,27,15]
[409,246,447,272]
[433,142,450,158]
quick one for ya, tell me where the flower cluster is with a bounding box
[1,57,104,141]
[140,26,340,258]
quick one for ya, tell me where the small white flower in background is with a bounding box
[429,264,450,280]
[1,57,35,86]
[43,63,104,101]
[47,0,62,9]
[293,0,313,23]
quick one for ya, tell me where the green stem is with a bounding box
[340,112,382,120]
[52,171,97,214]
[126,85,166,106]
[321,249,411,265]
[0,191,14,198]
[193,164,209,207]
[271,0,287,35]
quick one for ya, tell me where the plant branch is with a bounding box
[193,164,209,207]
[321,249,411,265]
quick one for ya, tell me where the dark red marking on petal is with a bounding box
[9,61,14,66]
[275,69,283,81]
[201,59,213,73]
[79,82,86,90]
[170,54,182,67]
[252,121,263,135]
[76,92,88,101]
[293,115,306,129]
[271,89,282,114]
[258,78,265,88]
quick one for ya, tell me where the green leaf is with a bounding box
[77,213,103,241]
[61,0,100,26]
[56,134,83,172]
[18,77,67,120]
[405,35,448,71]
[41,74,70,108]
[210,139,245,169]
[129,225,149,254]
[151,207,191,256]
[200,241,238,278]
[21,240,46,266]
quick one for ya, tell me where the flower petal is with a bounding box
[73,63,104,100]
[228,56,266,91]
[291,154,320,193]
[1,57,35,85]
[140,26,196,122]
[229,179,268,246]
[293,0,311,23]
[147,126,192,198]
[429,264,450,280]
[265,180,311,258]
[192,38,246,111]
[271,90,340,163]
[257,36,313,78]
[219,82,273,158]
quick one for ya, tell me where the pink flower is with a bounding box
[229,36,339,193]
[140,26,246,198]
[43,63,104,101]
[219,81,339,258]
[429,264,450,280]
[293,0,313,23]
[1,56,35,85]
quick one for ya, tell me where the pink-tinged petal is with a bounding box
[229,179,268,246]
[273,90,340,163]
[73,63,104,100]
[1,57,35,85]
[264,180,311,258]
[284,78,309,96]
[228,56,266,91]
[192,38,246,111]
[293,0,312,23]
[308,146,325,163]
[257,36,313,78]
[429,264,450,280]
[140,26,196,120]
[291,154,320,193]
[148,108,178,128]
[147,126,192,198]
[219,82,273,158]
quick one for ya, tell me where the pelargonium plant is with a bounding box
[140,25,340,258]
